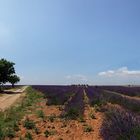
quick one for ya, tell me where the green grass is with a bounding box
[47,114,56,122]
[63,108,80,120]
[36,110,46,120]
[89,112,96,119]
[83,124,93,132]
[0,86,43,139]
[44,129,57,137]
[25,131,33,140]
[23,118,36,129]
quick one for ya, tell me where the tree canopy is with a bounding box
[8,75,20,88]
[0,58,20,89]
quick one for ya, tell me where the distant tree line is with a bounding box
[0,58,20,91]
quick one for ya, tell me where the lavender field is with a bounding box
[32,85,140,140]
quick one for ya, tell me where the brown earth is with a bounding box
[105,89,140,100]
[14,93,104,140]
[0,86,28,111]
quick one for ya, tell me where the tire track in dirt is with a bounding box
[0,86,28,111]
[104,89,140,101]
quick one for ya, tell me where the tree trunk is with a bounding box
[0,84,2,92]
[0,83,4,92]
[12,83,14,88]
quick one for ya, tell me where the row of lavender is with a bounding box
[32,85,140,139]
[62,87,85,119]
[32,85,140,117]
[86,86,140,112]
[99,86,140,97]
[32,85,78,105]
[32,85,85,119]
[86,86,140,139]
[85,86,107,107]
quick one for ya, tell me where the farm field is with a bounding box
[0,85,140,140]
[1,1,140,140]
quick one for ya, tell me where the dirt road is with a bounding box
[0,86,28,111]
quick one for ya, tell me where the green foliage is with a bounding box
[47,97,59,105]
[23,118,35,129]
[13,120,20,131]
[34,127,40,135]
[44,130,50,137]
[89,112,96,119]
[117,126,140,140]
[83,125,93,132]
[36,110,45,119]
[0,126,4,140]
[64,108,79,120]
[90,98,107,112]
[19,136,24,140]
[0,58,15,85]
[47,114,56,122]
[91,98,106,107]
[78,116,85,123]
[25,131,33,140]
[8,75,20,87]
[0,87,43,139]
[22,87,43,108]
[44,129,57,137]
[5,128,15,138]
[0,58,20,90]
[94,104,101,112]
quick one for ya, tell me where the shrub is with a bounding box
[83,125,93,132]
[101,105,140,140]
[0,87,44,140]
[25,131,33,140]
[5,128,15,138]
[78,116,85,123]
[12,120,20,131]
[94,104,101,112]
[101,90,140,112]
[47,114,56,122]
[36,110,45,119]
[0,126,4,140]
[44,130,50,137]
[89,112,96,119]
[34,127,40,135]
[47,97,59,105]
[91,98,102,106]
[23,118,35,129]
[64,108,79,120]
[44,129,57,137]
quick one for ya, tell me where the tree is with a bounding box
[8,75,20,88]
[0,58,19,90]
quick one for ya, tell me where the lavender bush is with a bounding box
[101,105,140,140]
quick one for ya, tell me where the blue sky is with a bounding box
[0,0,140,85]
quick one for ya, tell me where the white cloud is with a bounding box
[65,74,88,82]
[98,67,140,77]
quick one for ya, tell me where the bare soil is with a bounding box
[0,86,28,111]
[14,98,104,140]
